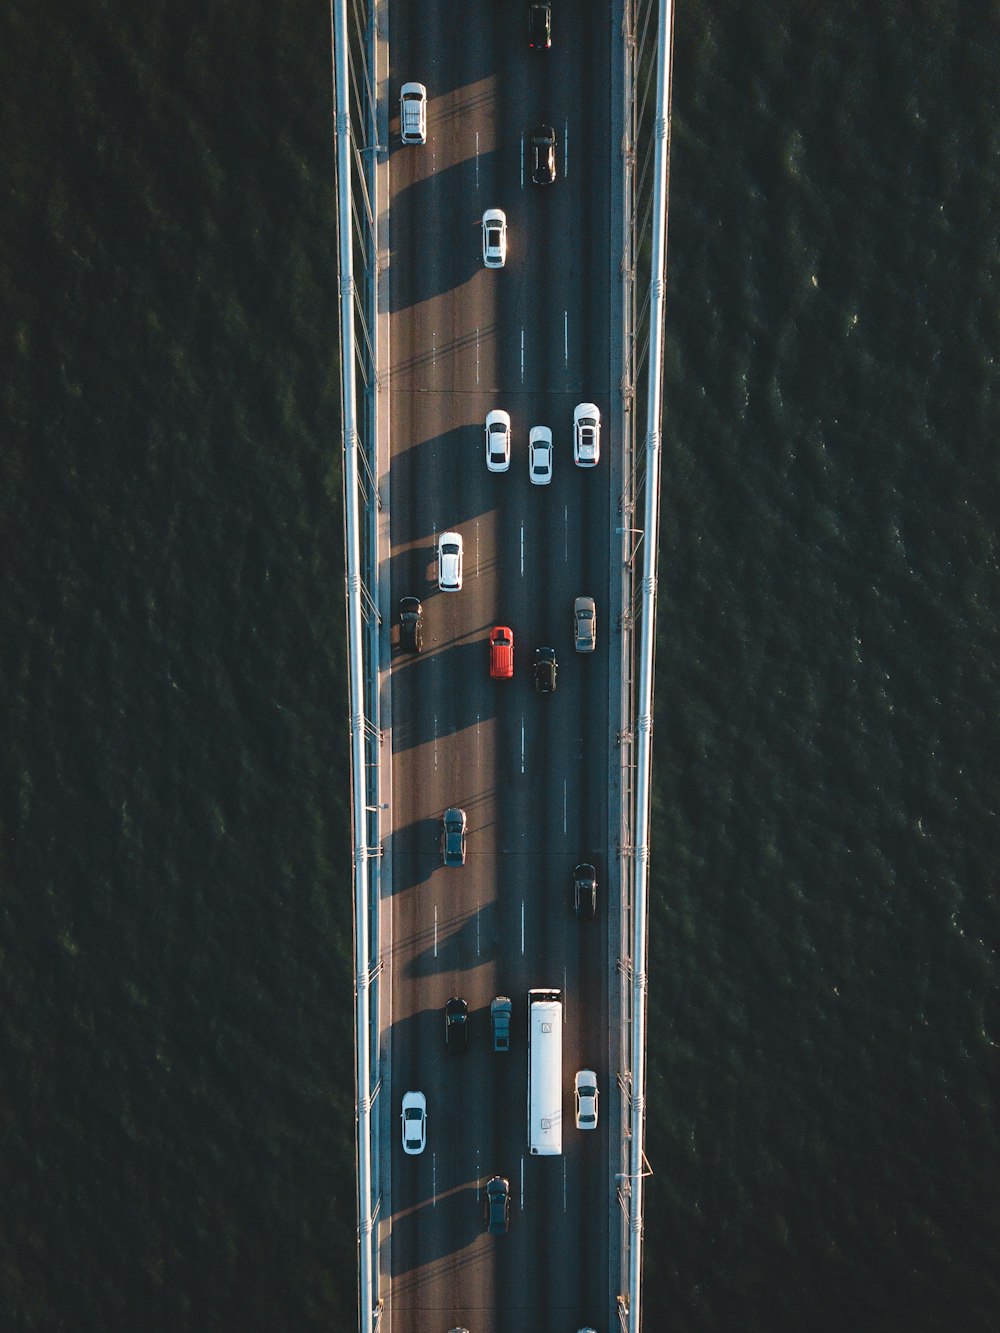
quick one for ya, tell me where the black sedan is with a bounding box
[530,125,556,185]
[445,996,469,1053]
[528,1,551,48]
[533,646,557,693]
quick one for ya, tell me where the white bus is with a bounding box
[527,988,563,1156]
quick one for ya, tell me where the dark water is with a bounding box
[1,1,997,1330]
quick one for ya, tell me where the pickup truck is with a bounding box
[490,996,512,1053]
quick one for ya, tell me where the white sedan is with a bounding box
[401,1090,427,1154]
[485,409,511,472]
[573,402,601,467]
[437,531,463,591]
[482,208,507,268]
[574,1070,599,1130]
[528,425,553,485]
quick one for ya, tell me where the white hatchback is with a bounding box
[401,1090,427,1154]
[437,531,464,591]
[528,426,553,485]
[573,402,601,467]
[482,208,507,268]
[485,409,511,472]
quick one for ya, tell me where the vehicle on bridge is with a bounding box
[573,402,601,467]
[441,807,467,866]
[400,1091,426,1155]
[533,646,557,693]
[485,408,511,471]
[482,208,507,268]
[445,996,469,1052]
[399,82,426,144]
[437,531,463,591]
[485,1175,510,1234]
[489,625,514,678]
[574,595,596,652]
[398,596,423,653]
[529,425,553,485]
[530,123,557,185]
[528,988,562,1155]
[491,996,512,1051]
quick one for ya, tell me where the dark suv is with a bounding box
[528,1,551,48]
[533,646,557,693]
[445,997,469,1053]
[573,863,597,918]
[399,596,423,653]
[530,125,556,185]
[485,1175,510,1234]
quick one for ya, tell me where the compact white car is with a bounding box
[574,1070,599,1130]
[485,409,512,472]
[482,208,507,268]
[399,82,427,144]
[437,531,464,591]
[528,426,553,485]
[573,402,601,467]
[401,1090,427,1154]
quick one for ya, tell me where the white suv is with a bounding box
[399,82,427,144]
[573,402,600,466]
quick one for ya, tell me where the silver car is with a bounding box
[574,596,596,652]
[574,1070,599,1130]
[529,425,553,485]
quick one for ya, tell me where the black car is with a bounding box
[485,1175,510,1234]
[528,1,551,48]
[573,863,597,918]
[530,125,556,185]
[533,646,557,693]
[445,996,469,1053]
[399,596,423,653]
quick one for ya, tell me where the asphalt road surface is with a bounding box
[383,6,614,1331]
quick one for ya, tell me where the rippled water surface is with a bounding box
[1,1,997,1330]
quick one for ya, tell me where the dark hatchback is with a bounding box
[533,646,557,693]
[445,996,469,1053]
[530,125,556,185]
[399,596,423,653]
[485,1175,510,1234]
[573,863,597,918]
[528,1,551,48]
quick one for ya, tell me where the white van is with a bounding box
[400,82,427,145]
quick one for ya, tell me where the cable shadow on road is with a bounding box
[387,1181,493,1281]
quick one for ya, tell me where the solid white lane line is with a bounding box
[433,714,438,770]
[563,969,568,1021]
[476,902,481,956]
[564,505,569,562]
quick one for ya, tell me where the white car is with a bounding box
[437,531,463,591]
[573,402,601,467]
[400,82,427,144]
[485,409,511,472]
[528,426,553,485]
[482,208,507,268]
[574,1070,599,1130]
[401,1090,427,1154]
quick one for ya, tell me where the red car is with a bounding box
[489,626,514,679]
